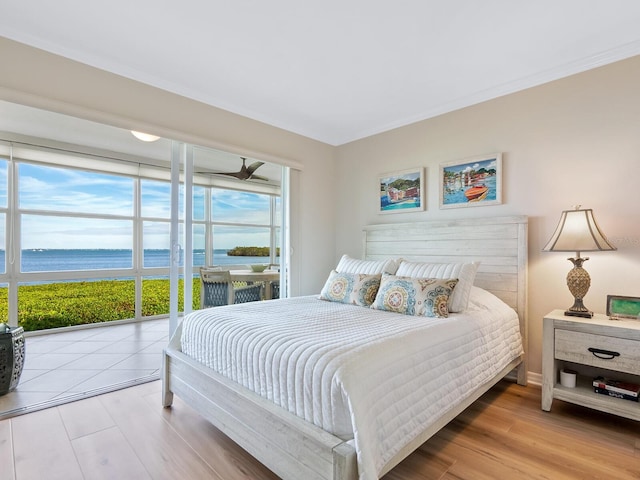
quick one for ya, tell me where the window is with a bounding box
[0,213,5,276]
[21,216,134,271]
[0,160,7,320]
[0,160,7,206]
[0,144,284,331]
[0,159,7,276]
[19,163,134,215]
[210,189,278,264]
[212,189,271,225]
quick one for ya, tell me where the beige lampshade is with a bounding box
[543,208,616,254]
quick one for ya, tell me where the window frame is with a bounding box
[0,141,284,329]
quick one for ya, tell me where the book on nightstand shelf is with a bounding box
[592,376,640,399]
[594,387,639,402]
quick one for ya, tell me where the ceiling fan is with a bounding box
[204,157,269,181]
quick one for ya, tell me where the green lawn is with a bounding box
[0,278,201,331]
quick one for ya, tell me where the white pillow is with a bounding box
[395,261,480,312]
[335,254,400,275]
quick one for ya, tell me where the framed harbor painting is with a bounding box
[439,153,502,209]
[379,167,425,214]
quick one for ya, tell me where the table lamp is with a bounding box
[543,206,616,318]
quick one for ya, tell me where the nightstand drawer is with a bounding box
[555,329,640,376]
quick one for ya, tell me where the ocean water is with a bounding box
[0,249,272,274]
[442,174,497,205]
[380,198,421,211]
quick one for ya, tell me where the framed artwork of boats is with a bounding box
[439,153,502,209]
[379,167,425,214]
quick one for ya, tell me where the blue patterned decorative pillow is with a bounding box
[319,270,381,306]
[370,274,459,318]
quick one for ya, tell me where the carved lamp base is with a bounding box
[564,257,593,318]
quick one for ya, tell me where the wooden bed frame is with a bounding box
[162,215,528,480]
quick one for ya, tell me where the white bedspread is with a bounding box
[180,287,523,479]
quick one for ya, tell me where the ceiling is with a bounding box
[2,1,640,146]
[0,100,284,184]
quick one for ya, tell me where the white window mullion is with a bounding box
[205,188,212,266]
[7,147,19,327]
[183,145,193,316]
[134,176,142,320]
[280,167,291,298]
[169,142,182,336]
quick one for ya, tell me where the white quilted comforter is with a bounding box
[181,287,523,479]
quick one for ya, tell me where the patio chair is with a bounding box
[200,268,262,308]
[269,280,280,299]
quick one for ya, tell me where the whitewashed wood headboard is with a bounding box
[363,215,528,375]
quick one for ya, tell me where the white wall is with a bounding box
[0,37,337,296]
[334,55,640,375]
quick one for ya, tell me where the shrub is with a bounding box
[0,278,201,331]
[226,246,279,257]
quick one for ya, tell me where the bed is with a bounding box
[162,215,528,480]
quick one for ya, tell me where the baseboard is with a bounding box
[527,371,541,386]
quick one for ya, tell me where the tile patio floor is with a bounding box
[0,318,169,419]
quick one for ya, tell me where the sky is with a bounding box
[380,169,421,186]
[1,161,277,250]
[441,157,498,175]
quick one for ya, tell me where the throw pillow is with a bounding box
[370,274,459,317]
[319,270,381,306]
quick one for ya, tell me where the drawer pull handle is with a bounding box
[588,347,620,360]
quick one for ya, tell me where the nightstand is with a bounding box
[542,310,640,420]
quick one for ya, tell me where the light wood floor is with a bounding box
[0,379,638,480]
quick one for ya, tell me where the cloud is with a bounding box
[20,164,134,216]
[15,164,276,250]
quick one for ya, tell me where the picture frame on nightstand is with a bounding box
[606,295,640,320]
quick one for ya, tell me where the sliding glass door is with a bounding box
[1,131,288,332]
